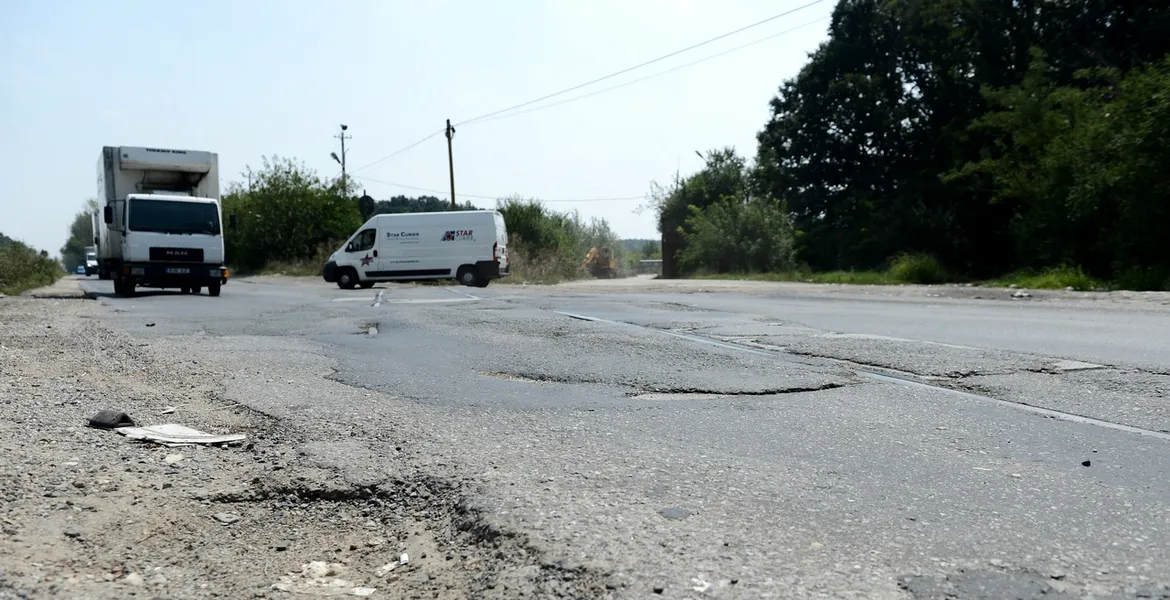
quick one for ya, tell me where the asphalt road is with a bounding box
[76,275,1170,599]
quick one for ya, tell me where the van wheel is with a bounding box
[337,268,358,290]
[359,281,375,289]
[456,266,481,287]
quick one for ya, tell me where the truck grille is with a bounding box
[149,247,204,262]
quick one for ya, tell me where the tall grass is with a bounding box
[0,241,63,295]
[981,266,1103,291]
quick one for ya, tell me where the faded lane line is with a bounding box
[552,310,1170,443]
[332,296,478,304]
[445,287,480,300]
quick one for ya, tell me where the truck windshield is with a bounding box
[128,199,220,235]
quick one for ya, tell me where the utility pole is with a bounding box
[445,119,456,211]
[333,124,351,192]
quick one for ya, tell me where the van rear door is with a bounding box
[493,211,509,273]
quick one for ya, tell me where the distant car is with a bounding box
[76,265,86,275]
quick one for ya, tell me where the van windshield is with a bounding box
[128,199,221,235]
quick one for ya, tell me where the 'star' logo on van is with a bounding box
[441,230,474,241]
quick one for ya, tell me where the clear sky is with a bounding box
[1,0,834,255]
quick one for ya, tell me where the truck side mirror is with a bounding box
[229,213,238,231]
[93,236,99,245]
[103,206,113,224]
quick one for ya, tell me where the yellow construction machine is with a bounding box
[582,246,618,278]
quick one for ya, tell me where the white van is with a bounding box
[323,210,509,289]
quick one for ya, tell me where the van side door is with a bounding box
[344,227,379,279]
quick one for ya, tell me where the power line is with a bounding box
[349,128,445,174]
[352,174,643,204]
[467,16,830,127]
[350,0,826,175]
[455,0,826,127]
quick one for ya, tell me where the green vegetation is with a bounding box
[59,199,99,272]
[0,234,63,295]
[651,1,1170,291]
[496,196,621,283]
[216,157,621,283]
[222,157,363,274]
[980,267,1103,292]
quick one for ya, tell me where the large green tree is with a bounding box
[221,156,361,271]
[748,0,1170,280]
[59,198,99,271]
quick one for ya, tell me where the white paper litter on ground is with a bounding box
[116,424,246,445]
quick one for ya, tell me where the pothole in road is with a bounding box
[477,371,551,383]
[629,383,847,400]
[200,475,611,598]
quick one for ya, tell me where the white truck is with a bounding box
[83,245,98,276]
[96,146,234,296]
[323,210,509,289]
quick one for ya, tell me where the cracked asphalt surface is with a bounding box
[46,275,1170,598]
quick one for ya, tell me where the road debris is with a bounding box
[1011,290,1033,299]
[116,423,246,446]
[163,453,184,464]
[213,512,242,525]
[271,561,377,596]
[86,409,135,429]
[1082,460,1092,467]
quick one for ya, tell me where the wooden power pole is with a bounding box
[445,119,456,211]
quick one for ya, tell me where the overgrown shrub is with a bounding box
[497,196,621,283]
[889,254,951,284]
[0,238,63,295]
[222,156,362,273]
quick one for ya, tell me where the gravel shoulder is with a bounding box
[0,296,609,599]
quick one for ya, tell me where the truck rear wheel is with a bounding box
[112,278,123,295]
[122,280,136,297]
[208,283,221,297]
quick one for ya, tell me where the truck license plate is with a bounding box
[166,267,189,274]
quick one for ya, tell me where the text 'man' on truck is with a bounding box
[95,146,235,297]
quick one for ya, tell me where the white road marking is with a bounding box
[332,296,478,304]
[445,287,480,300]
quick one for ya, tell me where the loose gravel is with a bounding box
[0,297,611,599]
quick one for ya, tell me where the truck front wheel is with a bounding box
[208,283,221,297]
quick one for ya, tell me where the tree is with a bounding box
[59,198,99,271]
[221,156,362,271]
[372,195,477,214]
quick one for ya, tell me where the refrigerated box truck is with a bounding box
[95,146,233,296]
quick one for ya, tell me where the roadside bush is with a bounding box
[497,196,621,283]
[0,238,63,295]
[676,196,796,275]
[222,156,361,273]
[888,253,951,285]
